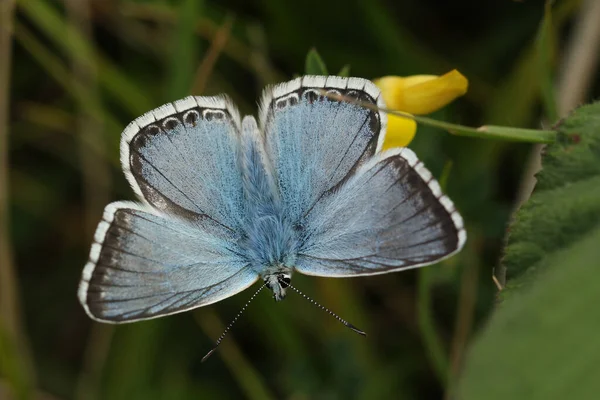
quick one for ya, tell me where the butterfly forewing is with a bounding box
[259,76,387,223]
[294,148,465,277]
[122,96,245,229]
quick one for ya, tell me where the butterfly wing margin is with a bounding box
[121,96,245,229]
[295,148,466,277]
[258,76,388,222]
[78,201,258,323]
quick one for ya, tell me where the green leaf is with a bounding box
[459,226,600,399]
[502,102,600,285]
[458,101,600,399]
[304,48,328,75]
[167,0,202,99]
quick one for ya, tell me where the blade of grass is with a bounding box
[0,0,36,397]
[65,0,112,237]
[168,0,202,99]
[0,326,32,399]
[17,0,152,115]
[445,247,479,399]
[65,2,114,400]
[417,267,448,386]
[13,21,122,160]
[102,322,165,400]
[191,14,234,95]
[119,3,286,85]
[74,324,114,400]
[337,64,351,77]
[304,48,328,75]
[194,309,276,400]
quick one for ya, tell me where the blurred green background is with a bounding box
[1,0,598,399]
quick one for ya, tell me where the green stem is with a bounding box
[392,111,556,144]
[321,90,558,144]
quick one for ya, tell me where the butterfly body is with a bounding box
[78,76,465,323]
[237,115,298,300]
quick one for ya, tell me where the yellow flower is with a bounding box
[373,69,468,149]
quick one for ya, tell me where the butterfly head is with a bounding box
[264,272,291,301]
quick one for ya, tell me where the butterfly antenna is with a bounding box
[284,281,367,337]
[201,282,267,362]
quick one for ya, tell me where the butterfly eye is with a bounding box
[279,276,291,288]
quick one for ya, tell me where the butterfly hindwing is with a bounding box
[295,148,466,277]
[79,201,258,323]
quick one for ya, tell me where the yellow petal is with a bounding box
[375,69,468,115]
[382,114,417,150]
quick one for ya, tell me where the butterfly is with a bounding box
[78,76,465,331]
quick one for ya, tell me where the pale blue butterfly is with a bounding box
[78,76,466,355]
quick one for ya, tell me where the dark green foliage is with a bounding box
[502,102,600,285]
[460,226,600,399]
[460,102,600,398]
